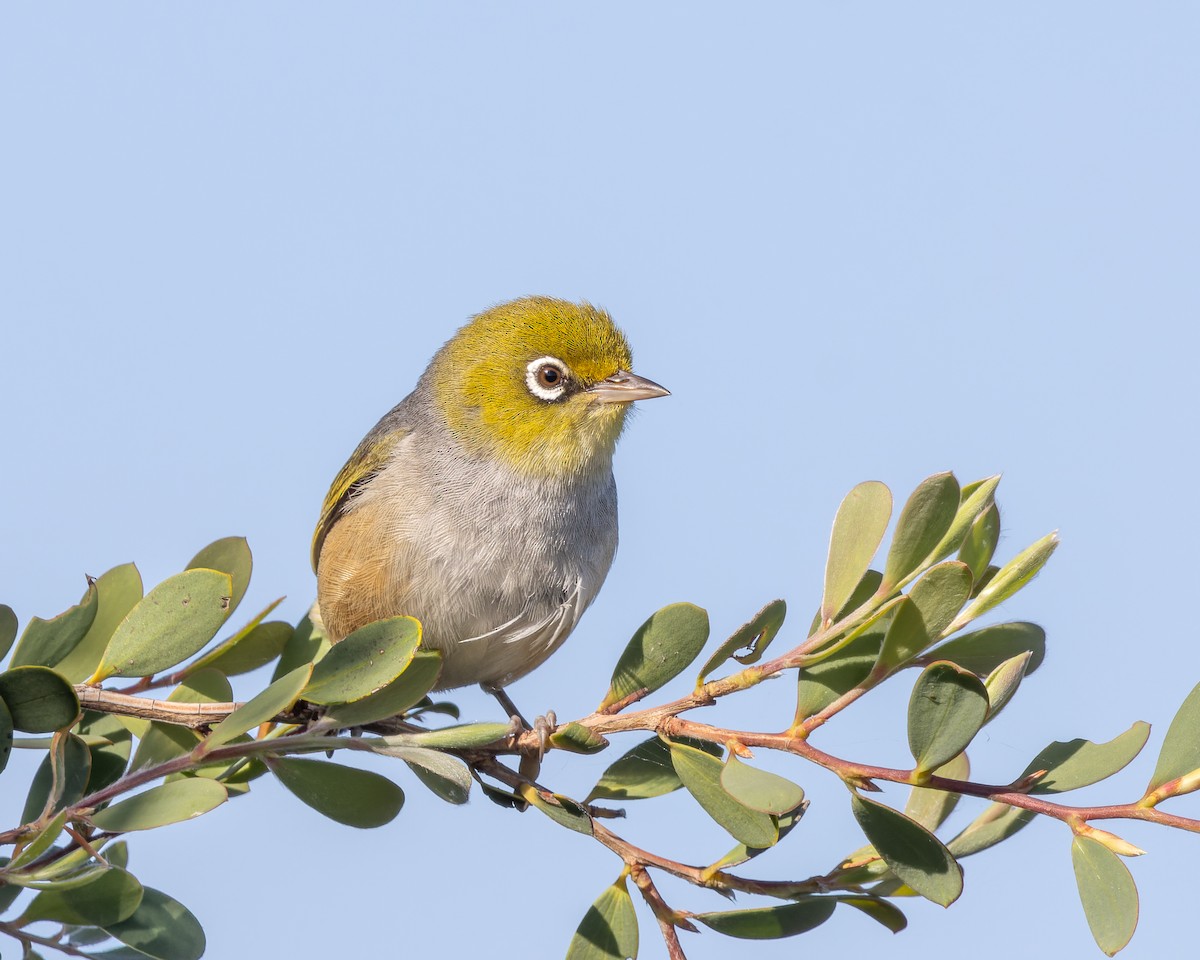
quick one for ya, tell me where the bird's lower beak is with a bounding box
[588,370,671,404]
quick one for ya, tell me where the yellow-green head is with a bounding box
[431,296,668,477]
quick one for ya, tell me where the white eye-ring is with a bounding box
[525,356,570,401]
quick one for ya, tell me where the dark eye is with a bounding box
[525,356,570,400]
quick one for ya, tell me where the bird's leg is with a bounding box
[481,682,530,729]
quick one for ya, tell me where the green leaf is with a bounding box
[908,662,988,775]
[586,735,722,803]
[0,603,18,661]
[930,475,1001,563]
[203,663,312,749]
[873,597,928,674]
[91,778,228,831]
[951,531,1059,631]
[325,651,443,728]
[907,562,973,643]
[881,472,960,591]
[905,753,969,830]
[381,746,471,804]
[983,651,1032,721]
[1072,835,1139,956]
[0,696,11,775]
[821,481,892,624]
[0,666,80,733]
[80,712,133,795]
[669,739,777,848]
[183,613,290,679]
[10,582,98,669]
[698,600,786,683]
[101,886,206,960]
[20,867,143,926]
[959,502,1000,579]
[273,610,330,681]
[927,621,1046,676]
[600,603,709,710]
[130,669,232,771]
[1145,680,1200,796]
[695,897,836,939]
[837,895,908,933]
[850,794,962,906]
[187,536,252,618]
[524,790,594,835]
[54,564,143,683]
[388,722,512,750]
[94,569,234,681]
[719,754,805,815]
[794,626,884,722]
[947,802,1035,858]
[566,877,639,960]
[21,732,92,822]
[706,805,805,873]
[7,809,71,870]
[271,757,404,828]
[547,722,609,755]
[302,616,421,705]
[1021,722,1150,794]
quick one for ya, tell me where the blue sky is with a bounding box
[2,4,1198,959]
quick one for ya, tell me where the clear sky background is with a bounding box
[2,5,1197,959]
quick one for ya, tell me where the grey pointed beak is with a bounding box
[588,370,671,404]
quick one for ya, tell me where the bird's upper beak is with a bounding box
[588,370,671,404]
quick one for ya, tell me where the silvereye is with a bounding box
[312,296,668,692]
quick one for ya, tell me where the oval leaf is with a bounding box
[907,562,973,643]
[822,481,892,623]
[0,603,17,661]
[1145,680,1200,797]
[720,754,805,815]
[1021,722,1150,794]
[952,531,1059,631]
[947,802,1035,858]
[10,582,98,668]
[0,697,11,775]
[600,603,709,710]
[101,886,206,960]
[20,867,144,926]
[959,502,1001,579]
[524,789,594,835]
[928,621,1046,676]
[326,651,443,728]
[94,569,234,680]
[385,746,471,805]
[695,897,836,939]
[302,616,421,705]
[881,473,960,591]
[203,664,312,749]
[586,735,722,803]
[908,662,988,775]
[0,666,80,733]
[184,615,291,678]
[271,757,404,828]
[91,778,228,831]
[566,878,639,960]
[983,651,1032,721]
[390,722,512,750]
[874,597,929,674]
[187,536,252,618]
[698,600,786,683]
[548,722,609,755]
[850,794,963,906]
[1072,835,1139,956]
[54,564,144,683]
[669,739,777,848]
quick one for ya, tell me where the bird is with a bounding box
[311,296,669,694]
